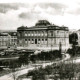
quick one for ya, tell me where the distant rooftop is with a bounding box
[0,33,8,36]
[0,32,17,36]
[0,30,17,33]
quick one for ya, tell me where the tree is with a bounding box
[68,33,78,56]
[69,33,78,46]
[18,53,30,66]
[27,68,46,80]
[30,54,36,63]
[58,63,75,80]
[9,61,19,80]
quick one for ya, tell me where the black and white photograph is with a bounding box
[0,0,80,80]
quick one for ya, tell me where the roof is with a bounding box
[8,32,17,36]
[0,30,17,33]
[0,33,8,36]
[17,20,69,31]
[0,32,17,36]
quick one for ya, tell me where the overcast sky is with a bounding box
[0,0,80,30]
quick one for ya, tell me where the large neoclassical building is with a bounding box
[17,20,69,49]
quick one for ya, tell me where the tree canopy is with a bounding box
[69,33,78,45]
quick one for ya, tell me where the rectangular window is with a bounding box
[38,34,40,36]
[32,39,34,41]
[38,39,40,41]
[31,33,33,36]
[25,34,27,36]
[42,39,44,41]
[45,39,47,41]
[25,39,27,41]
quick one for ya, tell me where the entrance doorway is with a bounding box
[35,39,37,44]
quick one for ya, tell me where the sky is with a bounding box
[0,0,80,30]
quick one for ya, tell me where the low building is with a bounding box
[0,33,9,47]
[17,20,69,49]
[8,32,17,47]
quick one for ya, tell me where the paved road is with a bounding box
[0,57,19,60]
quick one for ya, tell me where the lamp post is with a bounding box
[59,42,62,54]
[51,38,53,51]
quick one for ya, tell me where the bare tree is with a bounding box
[9,61,19,80]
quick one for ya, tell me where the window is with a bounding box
[38,39,40,41]
[38,34,40,36]
[32,39,34,41]
[28,39,30,41]
[25,39,27,41]
[28,34,30,36]
[51,31,53,36]
[45,33,47,36]
[41,31,44,36]
[25,34,27,36]
[45,39,47,41]
[42,39,44,41]
[31,33,33,36]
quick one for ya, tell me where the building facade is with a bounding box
[0,31,17,48]
[17,20,69,49]
[0,33,9,47]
